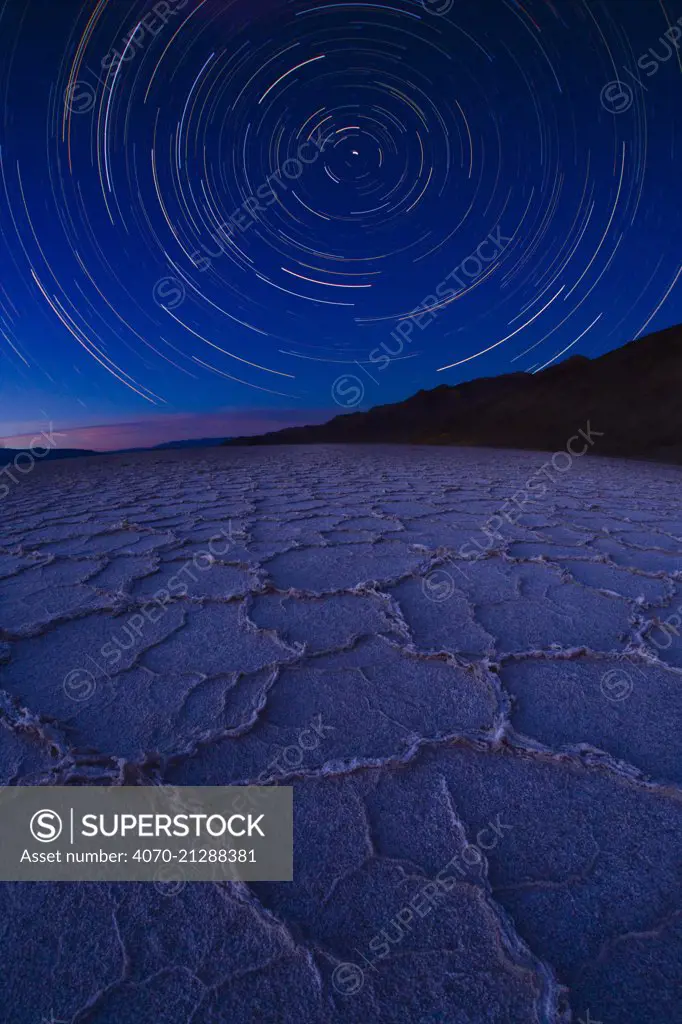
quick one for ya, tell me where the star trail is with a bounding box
[0,0,680,445]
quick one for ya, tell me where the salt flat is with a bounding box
[1,444,681,1023]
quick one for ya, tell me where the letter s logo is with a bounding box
[331,374,365,409]
[30,809,63,843]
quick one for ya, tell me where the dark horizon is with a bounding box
[3,315,682,452]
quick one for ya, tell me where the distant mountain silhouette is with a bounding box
[224,323,682,462]
[153,438,228,450]
[0,439,230,463]
[0,447,97,465]
[115,438,229,453]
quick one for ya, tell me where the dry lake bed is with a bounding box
[1,444,681,1023]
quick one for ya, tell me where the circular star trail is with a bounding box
[0,0,680,426]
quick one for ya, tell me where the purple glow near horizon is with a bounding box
[0,408,335,452]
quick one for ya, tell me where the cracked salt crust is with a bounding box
[1,444,681,1023]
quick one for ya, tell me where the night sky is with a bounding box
[0,0,681,449]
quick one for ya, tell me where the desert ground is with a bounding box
[1,444,681,1023]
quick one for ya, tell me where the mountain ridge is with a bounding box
[223,323,682,462]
